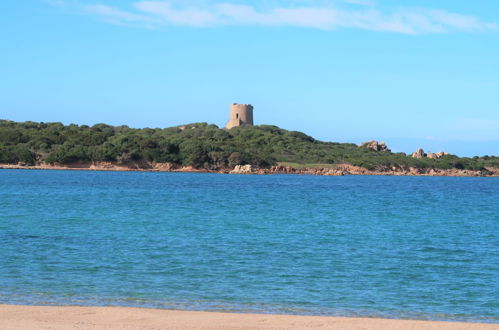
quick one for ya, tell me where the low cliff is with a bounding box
[2,161,498,177]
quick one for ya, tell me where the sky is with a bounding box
[1,0,498,156]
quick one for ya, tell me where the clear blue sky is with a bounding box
[1,1,498,156]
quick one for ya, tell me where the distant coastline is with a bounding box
[2,161,498,177]
[1,120,498,176]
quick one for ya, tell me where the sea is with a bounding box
[0,170,498,323]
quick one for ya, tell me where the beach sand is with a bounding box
[0,305,497,329]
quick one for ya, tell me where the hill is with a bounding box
[1,120,498,173]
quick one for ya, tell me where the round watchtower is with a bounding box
[225,103,254,129]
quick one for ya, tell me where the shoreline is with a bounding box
[1,305,497,329]
[1,162,499,177]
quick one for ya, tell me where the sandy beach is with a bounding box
[1,305,497,329]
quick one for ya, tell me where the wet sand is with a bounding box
[1,305,497,329]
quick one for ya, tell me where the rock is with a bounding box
[152,162,176,171]
[230,164,254,174]
[324,169,345,176]
[416,151,450,159]
[427,151,449,159]
[411,148,426,159]
[360,140,390,152]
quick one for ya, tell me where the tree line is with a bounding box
[0,120,497,171]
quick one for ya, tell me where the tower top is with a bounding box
[232,103,253,107]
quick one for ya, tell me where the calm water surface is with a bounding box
[0,170,498,322]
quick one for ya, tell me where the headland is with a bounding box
[1,120,498,177]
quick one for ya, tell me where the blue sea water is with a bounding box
[0,170,498,322]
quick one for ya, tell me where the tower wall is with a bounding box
[225,103,254,129]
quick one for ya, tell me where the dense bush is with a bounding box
[0,145,36,165]
[0,119,498,170]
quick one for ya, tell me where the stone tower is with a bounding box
[225,103,254,129]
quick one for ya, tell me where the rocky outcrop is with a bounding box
[411,148,426,159]
[427,151,449,159]
[1,162,497,177]
[360,140,390,152]
[229,164,254,174]
[263,166,345,176]
[323,169,346,176]
[412,149,450,159]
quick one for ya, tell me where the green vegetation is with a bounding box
[1,119,498,171]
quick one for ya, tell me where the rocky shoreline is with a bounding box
[1,162,498,177]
